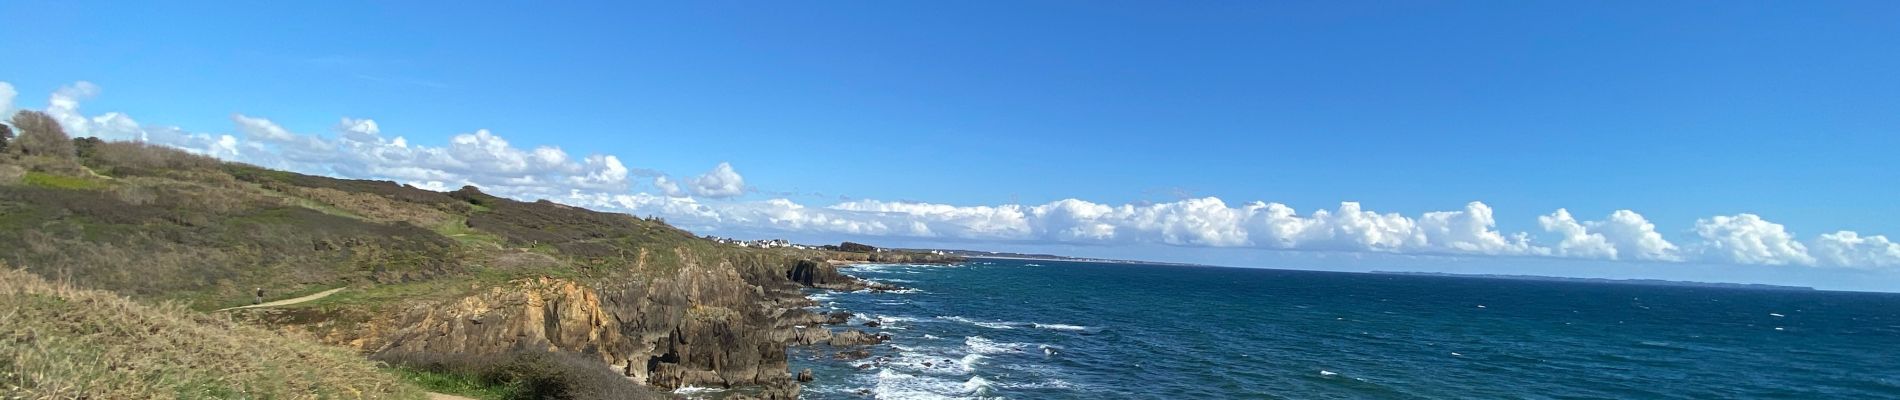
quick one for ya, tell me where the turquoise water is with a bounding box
[785,258,1900,399]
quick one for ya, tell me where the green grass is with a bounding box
[20,171,109,190]
[388,367,521,400]
[435,216,508,249]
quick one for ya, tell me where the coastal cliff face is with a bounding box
[304,250,928,398]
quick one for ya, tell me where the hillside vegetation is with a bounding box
[0,266,426,399]
[0,110,960,399]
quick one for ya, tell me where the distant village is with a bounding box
[701,235,809,249]
[698,235,949,255]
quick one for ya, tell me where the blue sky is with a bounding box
[4,1,1899,290]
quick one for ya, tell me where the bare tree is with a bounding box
[9,111,75,159]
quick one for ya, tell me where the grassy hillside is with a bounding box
[0,266,426,399]
[0,114,958,399]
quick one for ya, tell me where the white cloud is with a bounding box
[0,82,17,117]
[336,118,381,143]
[1539,209,1617,259]
[688,162,746,198]
[1809,231,1900,270]
[654,176,686,197]
[11,80,1900,271]
[569,155,631,190]
[1418,201,1544,255]
[1596,210,1681,261]
[233,114,299,142]
[1538,209,1680,261]
[1692,214,1816,266]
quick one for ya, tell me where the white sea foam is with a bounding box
[878,315,922,323]
[870,369,1002,400]
[962,376,995,395]
[888,347,980,375]
[960,353,985,370]
[1004,379,1074,389]
[1032,323,1091,331]
[673,385,727,396]
[940,316,1018,329]
[965,336,1030,354]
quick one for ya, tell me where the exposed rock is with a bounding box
[834,349,872,360]
[825,311,853,325]
[796,368,814,382]
[347,251,831,392]
[863,320,881,328]
[827,329,887,346]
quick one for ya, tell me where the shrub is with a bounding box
[72,136,104,159]
[9,110,74,159]
[0,122,13,153]
[375,351,660,400]
[86,140,222,176]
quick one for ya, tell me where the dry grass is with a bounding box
[0,267,428,399]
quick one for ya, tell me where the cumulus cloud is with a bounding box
[1418,202,1543,255]
[1810,232,1900,270]
[11,80,1900,271]
[1692,214,1816,266]
[0,81,16,117]
[1538,209,1680,261]
[654,176,686,197]
[688,162,746,198]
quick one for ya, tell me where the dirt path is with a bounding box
[426,393,477,400]
[215,287,346,311]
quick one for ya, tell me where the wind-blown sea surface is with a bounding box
[777,258,1900,399]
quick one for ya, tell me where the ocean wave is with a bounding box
[1004,379,1074,389]
[1031,323,1094,332]
[673,385,727,396]
[888,347,982,375]
[875,315,923,325]
[872,369,998,400]
[965,336,1031,354]
[939,316,1018,329]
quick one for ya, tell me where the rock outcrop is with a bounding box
[298,251,921,398]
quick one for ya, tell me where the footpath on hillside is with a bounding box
[214,287,481,400]
[215,287,346,311]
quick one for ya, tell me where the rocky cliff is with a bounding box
[258,248,949,398]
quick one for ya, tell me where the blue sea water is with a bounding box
[780,258,1900,399]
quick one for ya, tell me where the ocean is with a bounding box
[774,258,1900,399]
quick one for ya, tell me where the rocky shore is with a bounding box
[253,252,955,399]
